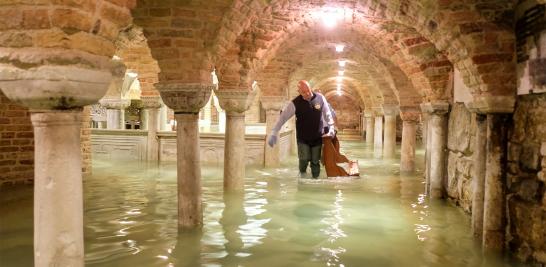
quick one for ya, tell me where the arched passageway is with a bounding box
[0,0,545,266]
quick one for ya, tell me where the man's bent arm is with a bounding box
[271,102,295,135]
[320,95,335,127]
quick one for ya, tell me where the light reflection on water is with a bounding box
[0,141,530,267]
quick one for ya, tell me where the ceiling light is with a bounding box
[338,70,344,76]
[336,76,343,83]
[336,88,342,96]
[338,60,346,67]
[335,44,345,52]
[320,8,344,29]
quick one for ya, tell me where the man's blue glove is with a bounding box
[328,126,336,137]
[268,135,278,147]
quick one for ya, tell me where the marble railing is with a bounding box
[91,128,293,165]
[91,129,148,161]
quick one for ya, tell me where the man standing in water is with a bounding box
[267,80,335,179]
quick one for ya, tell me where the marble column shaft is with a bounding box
[142,96,161,161]
[374,115,383,158]
[472,114,487,241]
[99,98,129,130]
[429,112,448,199]
[157,83,213,228]
[262,97,284,168]
[159,103,170,131]
[0,50,113,267]
[106,109,121,129]
[175,113,203,227]
[141,109,149,130]
[224,112,247,191]
[383,113,397,158]
[421,102,450,199]
[290,118,298,155]
[400,120,418,172]
[365,115,375,145]
[424,115,432,195]
[483,114,509,251]
[216,89,258,192]
[32,111,84,267]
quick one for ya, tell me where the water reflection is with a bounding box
[316,189,346,267]
[219,192,247,266]
[0,141,532,267]
[170,229,203,267]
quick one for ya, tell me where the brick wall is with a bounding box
[0,90,34,187]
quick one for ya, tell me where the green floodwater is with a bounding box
[0,141,529,267]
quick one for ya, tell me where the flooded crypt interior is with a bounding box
[0,0,545,266]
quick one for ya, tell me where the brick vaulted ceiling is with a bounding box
[0,1,513,112]
[130,0,515,111]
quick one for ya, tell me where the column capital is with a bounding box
[372,107,383,116]
[140,95,162,109]
[0,63,112,110]
[420,101,450,115]
[363,109,374,118]
[156,82,214,113]
[99,97,131,109]
[260,96,285,111]
[215,89,258,113]
[465,96,515,114]
[382,104,399,116]
[400,106,421,122]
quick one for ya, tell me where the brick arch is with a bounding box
[255,34,425,108]
[131,0,236,84]
[0,1,135,70]
[211,0,514,104]
[312,76,378,109]
[217,19,450,102]
[115,26,160,97]
[321,83,366,110]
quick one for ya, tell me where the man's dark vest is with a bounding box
[292,93,325,146]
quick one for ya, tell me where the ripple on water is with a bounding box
[0,141,531,267]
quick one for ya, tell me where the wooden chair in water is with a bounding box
[321,135,359,177]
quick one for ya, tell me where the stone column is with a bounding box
[156,83,213,228]
[421,102,450,199]
[364,110,375,145]
[420,111,432,195]
[0,62,112,267]
[201,94,213,131]
[212,94,226,132]
[141,96,162,161]
[400,109,420,172]
[216,89,259,192]
[383,105,398,158]
[471,114,487,240]
[361,112,366,139]
[99,98,130,130]
[467,96,515,252]
[261,96,284,168]
[373,108,383,158]
[483,114,510,251]
[140,108,149,130]
[159,102,170,131]
[33,111,86,267]
[290,118,298,155]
